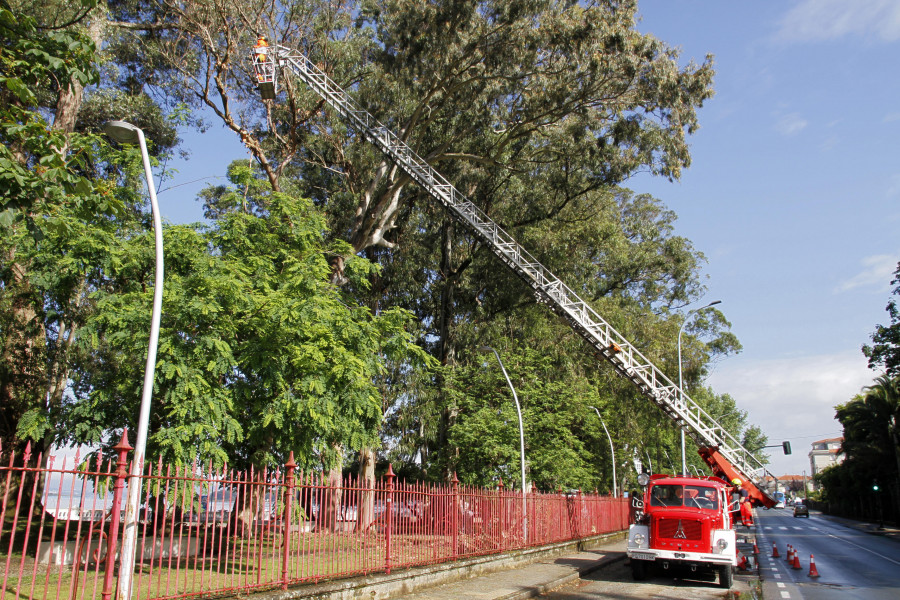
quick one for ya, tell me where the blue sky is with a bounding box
[633,0,900,477]
[152,1,900,478]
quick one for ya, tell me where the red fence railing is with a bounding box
[1,435,628,600]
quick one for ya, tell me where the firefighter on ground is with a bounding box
[732,478,754,526]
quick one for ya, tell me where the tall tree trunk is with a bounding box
[51,9,103,137]
[435,218,459,478]
[355,447,375,532]
[319,446,343,532]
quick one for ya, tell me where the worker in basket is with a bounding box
[254,36,271,81]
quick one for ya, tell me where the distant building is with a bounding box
[809,437,844,488]
[774,474,810,497]
[763,474,809,496]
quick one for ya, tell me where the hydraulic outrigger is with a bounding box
[250,40,777,507]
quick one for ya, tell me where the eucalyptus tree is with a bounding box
[102,1,719,490]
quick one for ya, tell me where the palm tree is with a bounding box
[837,374,900,515]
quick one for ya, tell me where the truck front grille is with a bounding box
[657,517,702,541]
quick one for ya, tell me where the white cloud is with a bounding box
[775,112,808,136]
[884,112,900,123]
[835,254,899,293]
[776,0,900,42]
[707,352,873,476]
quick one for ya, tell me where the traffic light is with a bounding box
[782,441,792,455]
[873,483,880,491]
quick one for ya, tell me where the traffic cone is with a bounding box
[808,554,820,578]
[792,551,802,570]
[786,544,793,561]
[737,552,749,570]
[771,543,780,558]
[753,540,760,555]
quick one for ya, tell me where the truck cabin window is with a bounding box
[650,485,718,510]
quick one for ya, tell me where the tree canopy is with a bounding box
[820,374,900,517]
[0,0,771,491]
[863,261,900,377]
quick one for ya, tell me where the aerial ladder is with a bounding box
[251,41,777,507]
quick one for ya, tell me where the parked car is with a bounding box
[793,500,809,518]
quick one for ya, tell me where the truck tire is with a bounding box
[718,564,733,589]
[631,559,649,581]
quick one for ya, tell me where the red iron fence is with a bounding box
[1,435,628,600]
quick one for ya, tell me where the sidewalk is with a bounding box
[812,511,900,542]
[396,540,627,600]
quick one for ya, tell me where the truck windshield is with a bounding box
[650,484,719,510]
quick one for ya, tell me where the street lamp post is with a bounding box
[677,300,721,476]
[479,346,527,542]
[588,406,617,497]
[103,121,163,600]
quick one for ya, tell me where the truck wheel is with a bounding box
[631,559,649,581]
[718,564,734,589]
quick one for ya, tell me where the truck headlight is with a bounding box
[633,533,645,546]
[717,538,729,551]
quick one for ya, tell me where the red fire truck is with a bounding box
[627,473,740,588]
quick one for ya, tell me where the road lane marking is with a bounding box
[777,582,786,587]
[826,532,900,565]
[780,592,790,598]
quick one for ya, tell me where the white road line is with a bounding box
[826,532,900,565]
[777,582,786,587]
[780,592,790,598]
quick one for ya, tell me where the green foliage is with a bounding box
[66,165,434,470]
[862,262,900,377]
[820,375,900,514]
[0,6,99,224]
[443,344,597,490]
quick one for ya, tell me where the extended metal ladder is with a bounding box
[255,46,777,504]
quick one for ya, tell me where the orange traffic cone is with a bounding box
[737,552,749,570]
[792,551,802,570]
[808,554,820,578]
[786,544,793,561]
[772,543,780,558]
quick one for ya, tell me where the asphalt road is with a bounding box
[754,506,900,600]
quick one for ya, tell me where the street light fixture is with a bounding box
[103,121,163,600]
[677,300,721,477]
[479,346,527,542]
[588,406,617,497]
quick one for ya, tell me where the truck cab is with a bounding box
[627,473,738,588]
